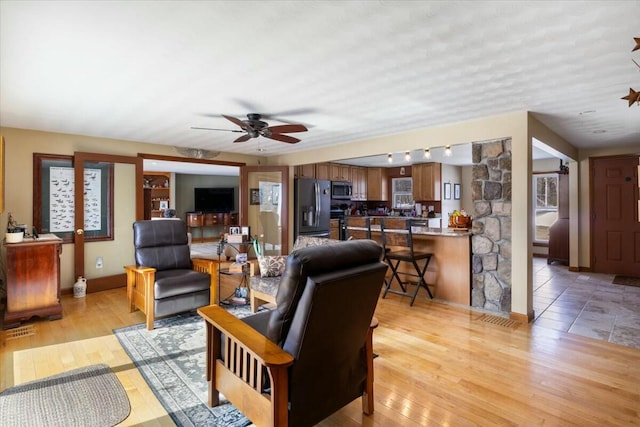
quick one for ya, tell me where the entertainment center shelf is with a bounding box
[186,212,238,243]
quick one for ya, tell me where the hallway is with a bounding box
[533,257,640,349]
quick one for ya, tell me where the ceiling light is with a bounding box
[424,148,431,159]
[444,145,452,157]
[387,153,393,163]
[405,151,411,161]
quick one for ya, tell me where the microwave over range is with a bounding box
[331,181,352,199]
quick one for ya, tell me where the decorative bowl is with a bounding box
[5,232,24,243]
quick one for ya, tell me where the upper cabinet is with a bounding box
[350,166,367,201]
[316,163,331,180]
[367,167,388,201]
[330,163,351,182]
[294,164,316,179]
[412,162,441,201]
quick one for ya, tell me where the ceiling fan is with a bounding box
[191,113,308,144]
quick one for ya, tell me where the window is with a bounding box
[392,177,413,209]
[533,173,558,242]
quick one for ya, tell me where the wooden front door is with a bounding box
[591,155,640,276]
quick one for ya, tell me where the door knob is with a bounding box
[76,229,84,235]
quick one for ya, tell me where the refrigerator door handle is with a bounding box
[315,181,321,228]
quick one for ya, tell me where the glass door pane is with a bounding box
[242,167,289,256]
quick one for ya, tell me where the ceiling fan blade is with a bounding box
[191,126,244,133]
[233,134,252,143]
[264,133,300,144]
[267,124,308,134]
[223,114,251,130]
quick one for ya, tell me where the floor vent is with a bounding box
[477,314,521,329]
[5,325,36,340]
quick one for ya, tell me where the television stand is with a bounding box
[186,212,238,243]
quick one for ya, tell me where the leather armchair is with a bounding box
[124,219,217,330]
[198,239,388,427]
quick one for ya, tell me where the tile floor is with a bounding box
[533,257,640,349]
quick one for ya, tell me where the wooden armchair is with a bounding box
[124,219,218,330]
[198,239,388,426]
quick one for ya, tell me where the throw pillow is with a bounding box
[258,255,287,277]
[291,235,342,252]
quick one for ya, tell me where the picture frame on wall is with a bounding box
[454,184,461,200]
[250,188,260,205]
[444,182,452,200]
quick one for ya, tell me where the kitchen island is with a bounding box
[346,217,472,305]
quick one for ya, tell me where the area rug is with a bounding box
[114,307,254,427]
[0,363,130,427]
[612,275,640,288]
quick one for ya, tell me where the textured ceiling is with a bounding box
[1,1,639,163]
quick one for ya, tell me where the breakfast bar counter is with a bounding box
[348,219,472,305]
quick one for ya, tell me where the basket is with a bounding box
[449,215,471,229]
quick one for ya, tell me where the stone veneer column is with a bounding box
[471,139,512,313]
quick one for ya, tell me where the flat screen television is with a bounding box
[194,187,234,213]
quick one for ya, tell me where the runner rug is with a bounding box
[113,306,254,427]
[0,364,130,427]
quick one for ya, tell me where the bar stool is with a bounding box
[344,216,371,240]
[379,217,433,306]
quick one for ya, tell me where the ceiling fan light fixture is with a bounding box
[173,146,221,159]
[444,145,452,157]
[424,148,431,159]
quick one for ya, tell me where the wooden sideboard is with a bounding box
[3,235,63,329]
[186,212,238,242]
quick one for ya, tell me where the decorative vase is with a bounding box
[73,276,87,298]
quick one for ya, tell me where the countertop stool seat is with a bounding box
[379,217,434,306]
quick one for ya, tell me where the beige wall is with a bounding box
[0,127,261,291]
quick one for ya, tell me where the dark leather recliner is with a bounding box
[124,219,216,330]
[198,239,388,427]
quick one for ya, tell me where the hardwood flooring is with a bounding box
[2,288,639,426]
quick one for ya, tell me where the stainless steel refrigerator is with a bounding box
[294,178,331,238]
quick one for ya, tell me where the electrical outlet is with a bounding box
[96,256,103,269]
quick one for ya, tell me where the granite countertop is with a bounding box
[347,224,472,237]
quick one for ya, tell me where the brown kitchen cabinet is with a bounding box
[367,167,389,201]
[3,235,63,329]
[329,219,341,240]
[294,164,316,179]
[412,162,441,201]
[330,163,351,182]
[350,166,367,201]
[315,163,331,180]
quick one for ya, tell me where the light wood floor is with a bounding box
[2,288,639,426]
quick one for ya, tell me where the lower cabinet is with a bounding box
[3,236,63,329]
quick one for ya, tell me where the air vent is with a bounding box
[477,314,521,329]
[5,325,36,340]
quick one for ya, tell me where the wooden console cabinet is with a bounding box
[3,235,63,329]
[186,212,239,242]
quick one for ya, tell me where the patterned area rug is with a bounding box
[0,364,130,427]
[114,307,254,427]
[613,275,640,288]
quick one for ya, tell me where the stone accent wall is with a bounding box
[471,139,512,313]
